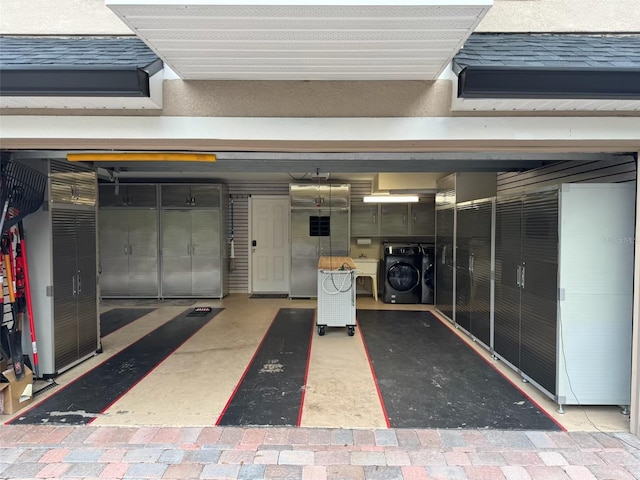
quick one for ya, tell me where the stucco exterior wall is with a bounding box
[2,0,638,36]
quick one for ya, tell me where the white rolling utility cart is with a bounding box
[317,256,356,336]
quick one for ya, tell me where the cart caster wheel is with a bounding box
[318,326,325,336]
[347,326,355,337]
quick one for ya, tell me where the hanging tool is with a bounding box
[229,196,236,271]
[17,222,39,377]
[1,233,24,379]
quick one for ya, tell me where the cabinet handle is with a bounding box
[403,213,407,225]
[413,213,417,224]
[469,255,473,273]
[372,214,376,224]
[77,274,82,294]
[441,245,446,264]
[516,265,521,287]
[521,266,525,289]
[129,245,133,255]
[72,275,77,295]
[187,244,191,255]
[125,244,129,255]
[192,244,197,256]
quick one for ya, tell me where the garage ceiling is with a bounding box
[106,0,492,80]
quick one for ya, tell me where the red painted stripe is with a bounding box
[357,314,391,428]
[297,311,316,427]
[215,312,278,426]
[430,311,567,432]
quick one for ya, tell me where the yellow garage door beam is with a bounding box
[67,152,216,162]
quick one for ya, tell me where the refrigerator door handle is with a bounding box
[516,265,521,287]
[521,266,525,289]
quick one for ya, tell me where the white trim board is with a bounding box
[1,116,640,152]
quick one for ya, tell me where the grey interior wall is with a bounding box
[497,156,637,195]
[226,180,372,293]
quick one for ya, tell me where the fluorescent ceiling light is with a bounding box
[67,152,216,162]
[363,195,419,203]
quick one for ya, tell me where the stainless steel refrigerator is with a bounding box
[289,184,350,298]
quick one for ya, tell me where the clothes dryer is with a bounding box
[420,244,435,304]
[382,243,422,304]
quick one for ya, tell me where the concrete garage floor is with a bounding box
[1,295,637,480]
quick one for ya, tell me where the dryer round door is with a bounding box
[387,262,420,292]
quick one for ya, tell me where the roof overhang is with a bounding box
[451,34,640,112]
[106,0,493,81]
[0,38,164,110]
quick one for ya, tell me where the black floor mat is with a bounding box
[217,308,314,427]
[100,308,156,337]
[357,310,562,430]
[250,294,289,299]
[8,307,223,425]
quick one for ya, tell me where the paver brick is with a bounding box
[468,451,507,466]
[350,450,386,466]
[200,464,240,480]
[331,429,354,446]
[98,448,128,463]
[279,449,314,465]
[559,450,603,466]
[150,427,182,444]
[123,448,164,463]
[242,428,267,445]
[353,429,376,446]
[525,432,557,449]
[363,465,403,479]
[162,462,203,479]
[17,448,47,463]
[287,428,309,445]
[100,463,130,478]
[465,465,506,479]
[35,462,70,478]
[439,431,466,448]
[562,465,597,480]
[326,464,365,480]
[159,449,184,464]
[253,449,280,464]
[64,462,106,477]
[596,449,640,465]
[425,465,467,480]
[128,427,159,445]
[527,466,571,479]
[308,428,332,445]
[264,464,303,478]
[416,430,441,448]
[196,427,223,444]
[39,448,71,463]
[501,465,533,480]
[218,427,245,445]
[182,449,222,463]
[401,465,429,480]
[445,450,472,466]
[239,463,266,479]
[302,465,327,480]
[385,450,411,466]
[0,447,26,463]
[485,431,534,449]
[64,448,105,463]
[588,464,636,479]
[408,449,447,466]
[218,449,255,464]
[263,428,289,445]
[502,451,544,466]
[395,430,420,449]
[123,462,167,479]
[314,450,350,465]
[539,451,569,466]
[374,429,398,447]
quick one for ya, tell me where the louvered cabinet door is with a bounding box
[520,190,559,395]
[468,199,493,348]
[494,197,522,370]
[52,209,80,371]
[75,210,98,360]
[435,207,454,321]
[455,205,473,333]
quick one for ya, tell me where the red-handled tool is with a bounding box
[17,222,38,377]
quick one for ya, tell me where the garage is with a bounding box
[1,0,640,440]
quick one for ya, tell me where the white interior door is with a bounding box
[250,196,290,293]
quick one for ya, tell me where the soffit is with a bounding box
[106,0,492,80]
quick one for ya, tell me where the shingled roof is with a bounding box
[453,33,640,99]
[0,36,162,97]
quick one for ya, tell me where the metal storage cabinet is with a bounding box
[24,160,99,377]
[494,184,634,409]
[98,184,159,297]
[435,206,455,322]
[455,198,494,349]
[290,184,350,298]
[160,184,228,298]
